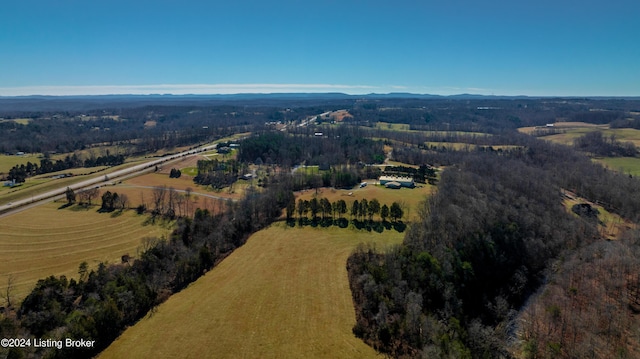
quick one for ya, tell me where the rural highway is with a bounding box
[0,143,219,215]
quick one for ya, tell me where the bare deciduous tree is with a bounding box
[152,185,167,216]
[116,193,128,210]
[3,274,16,308]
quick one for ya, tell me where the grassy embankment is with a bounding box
[0,202,172,301]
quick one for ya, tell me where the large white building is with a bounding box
[378,175,415,188]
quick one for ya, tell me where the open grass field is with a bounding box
[100,225,404,359]
[296,180,434,222]
[594,157,640,176]
[376,122,411,131]
[0,202,172,302]
[294,165,321,175]
[119,171,243,199]
[518,122,607,135]
[519,122,640,147]
[0,118,32,125]
[0,154,43,174]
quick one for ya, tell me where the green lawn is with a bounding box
[0,154,43,174]
[522,124,640,147]
[181,166,198,176]
[594,157,640,176]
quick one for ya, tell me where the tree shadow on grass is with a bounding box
[57,203,74,210]
[64,204,93,211]
[393,221,407,233]
[320,218,333,227]
[291,217,406,233]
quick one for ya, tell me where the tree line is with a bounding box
[0,176,294,359]
[6,153,125,183]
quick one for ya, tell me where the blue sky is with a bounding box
[1,0,639,96]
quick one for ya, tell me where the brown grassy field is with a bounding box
[0,174,100,206]
[0,156,156,206]
[296,180,434,222]
[330,110,353,121]
[0,202,172,301]
[100,225,404,359]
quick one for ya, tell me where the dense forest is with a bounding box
[237,128,385,167]
[347,132,640,358]
[0,105,269,154]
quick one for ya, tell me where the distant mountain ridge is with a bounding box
[1,93,638,112]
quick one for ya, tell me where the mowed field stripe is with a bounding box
[0,202,171,301]
[100,225,404,359]
[0,219,159,251]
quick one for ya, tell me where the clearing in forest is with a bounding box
[100,225,404,359]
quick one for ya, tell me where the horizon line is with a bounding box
[0,84,637,98]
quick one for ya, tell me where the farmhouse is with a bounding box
[379,175,415,188]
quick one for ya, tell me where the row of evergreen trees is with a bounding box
[286,197,404,223]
